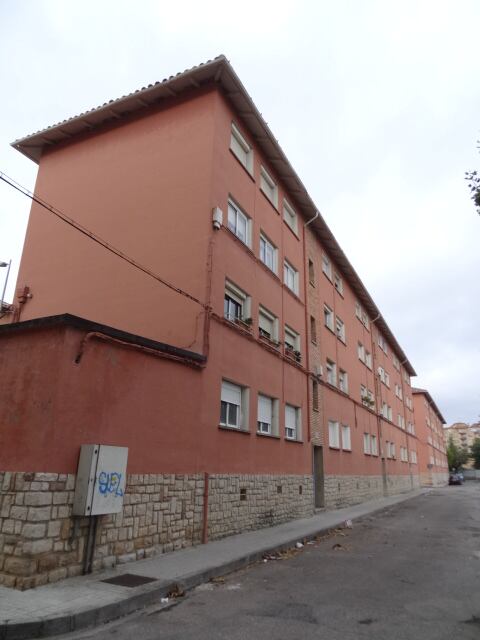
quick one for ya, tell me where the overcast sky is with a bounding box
[1,0,479,425]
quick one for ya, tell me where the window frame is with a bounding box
[224,279,250,324]
[227,199,251,247]
[230,122,254,174]
[328,420,340,449]
[220,380,249,431]
[285,404,301,441]
[322,254,332,280]
[260,165,278,208]
[257,393,278,436]
[258,305,279,343]
[324,304,334,331]
[283,259,299,295]
[283,199,298,234]
[342,424,352,451]
[259,232,277,274]
[326,359,337,386]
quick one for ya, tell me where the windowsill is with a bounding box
[223,225,254,256]
[257,259,281,282]
[322,270,333,283]
[219,424,250,435]
[311,339,317,346]
[285,437,304,444]
[329,445,340,451]
[309,280,315,287]
[337,337,347,346]
[334,288,344,298]
[259,333,281,349]
[283,284,303,305]
[325,324,335,335]
[313,407,319,413]
[283,219,300,240]
[342,448,352,453]
[259,188,279,213]
[256,431,281,440]
[229,148,256,183]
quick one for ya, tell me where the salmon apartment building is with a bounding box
[0,56,448,589]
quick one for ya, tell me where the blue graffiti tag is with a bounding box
[98,471,124,497]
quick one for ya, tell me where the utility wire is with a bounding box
[0,171,208,310]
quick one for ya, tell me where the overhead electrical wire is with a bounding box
[0,171,208,310]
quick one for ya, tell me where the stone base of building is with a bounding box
[324,472,421,509]
[385,473,420,495]
[420,471,448,487]
[324,475,384,508]
[0,471,313,590]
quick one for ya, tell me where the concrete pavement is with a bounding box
[0,489,427,639]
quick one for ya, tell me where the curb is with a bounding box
[0,490,427,640]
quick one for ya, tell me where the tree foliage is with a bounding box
[446,436,469,471]
[470,438,480,470]
[465,139,480,215]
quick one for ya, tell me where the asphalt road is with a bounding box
[66,482,480,640]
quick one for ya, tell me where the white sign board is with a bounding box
[73,444,128,516]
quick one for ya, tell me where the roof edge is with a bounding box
[412,387,446,424]
[0,313,206,364]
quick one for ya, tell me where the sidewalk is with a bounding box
[0,489,427,640]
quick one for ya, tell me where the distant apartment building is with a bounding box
[412,388,448,485]
[444,422,480,452]
[0,56,445,588]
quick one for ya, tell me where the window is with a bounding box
[384,371,390,388]
[259,233,277,273]
[387,441,396,459]
[328,420,340,448]
[258,305,278,342]
[410,450,417,464]
[284,325,300,353]
[371,435,378,456]
[339,370,348,394]
[227,199,250,246]
[388,405,393,421]
[378,366,389,386]
[342,425,351,451]
[407,422,415,435]
[333,273,343,295]
[378,333,388,355]
[257,394,278,435]
[308,259,315,285]
[322,254,332,280]
[284,260,299,294]
[220,380,247,429]
[283,200,298,234]
[335,316,346,342]
[285,405,301,440]
[324,305,334,331]
[392,355,400,371]
[403,370,410,385]
[355,301,370,329]
[367,389,375,408]
[260,166,278,207]
[365,351,372,369]
[400,447,408,462]
[363,433,371,454]
[230,122,253,174]
[326,359,337,386]
[310,316,317,344]
[224,280,250,324]
[397,414,405,429]
[312,380,319,411]
[358,342,365,362]
[395,384,403,400]
[381,403,392,421]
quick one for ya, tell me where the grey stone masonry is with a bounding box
[0,471,205,590]
[207,474,314,539]
[420,471,448,487]
[324,475,384,509]
[0,471,314,590]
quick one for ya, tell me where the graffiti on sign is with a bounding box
[97,471,124,497]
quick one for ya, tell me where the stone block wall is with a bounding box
[208,474,314,538]
[0,471,313,589]
[324,475,384,509]
[420,471,448,487]
[0,471,205,590]
[386,473,419,494]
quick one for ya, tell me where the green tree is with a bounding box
[447,436,469,471]
[470,438,480,470]
[465,139,480,215]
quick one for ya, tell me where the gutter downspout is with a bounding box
[370,313,388,496]
[302,211,320,443]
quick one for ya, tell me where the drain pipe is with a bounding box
[202,472,209,544]
[83,515,99,574]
